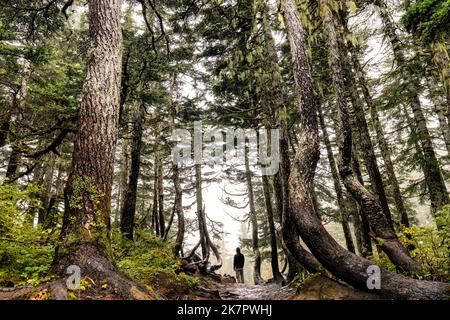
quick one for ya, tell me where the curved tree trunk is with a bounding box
[282,0,448,299]
[273,144,321,274]
[322,9,419,272]
[339,10,410,228]
[318,102,355,253]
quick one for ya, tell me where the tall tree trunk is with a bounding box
[426,76,450,156]
[349,47,410,227]
[165,77,184,253]
[244,145,263,284]
[195,163,209,261]
[351,150,373,256]
[5,149,20,180]
[343,58,394,227]
[120,103,145,240]
[157,154,165,237]
[38,154,56,225]
[374,0,449,216]
[193,162,222,270]
[322,10,418,272]
[282,0,448,299]
[171,161,184,256]
[318,102,355,252]
[53,0,123,274]
[115,137,130,225]
[152,161,160,236]
[261,175,283,281]
[44,162,65,230]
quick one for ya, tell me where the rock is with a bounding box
[292,275,383,300]
[221,274,237,284]
[181,260,199,274]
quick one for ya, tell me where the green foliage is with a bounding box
[402,0,450,43]
[370,206,449,282]
[113,229,198,289]
[291,271,314,291]
[0,184,55,286]
[398,206,449,282]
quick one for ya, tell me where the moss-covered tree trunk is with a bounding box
[53,0,123,274]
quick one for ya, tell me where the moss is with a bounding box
[58,176,113,260]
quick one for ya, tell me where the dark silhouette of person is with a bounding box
[233,247,245,283]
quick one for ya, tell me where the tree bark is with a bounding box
[282,0,449,299]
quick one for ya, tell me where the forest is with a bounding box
[0,0,449,301]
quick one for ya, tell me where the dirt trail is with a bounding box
[205,282,296,300]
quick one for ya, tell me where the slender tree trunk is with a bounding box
[282,0,448,299]
[349,49,410,227]
[171,161,184,255]
[157,151,165,237]
[152,162,160,236]
[426,76,450,156]
[351,150,373,256]
[244,145,263,284]
[115,137,130,225]
[333,20,394,226]
[38,154,56,225]
[120,103,145,240]
[5,149,20,180]
[44,162,65,230]
[374,0,449,216]
[195,163,209,261]
[53,0,123,274]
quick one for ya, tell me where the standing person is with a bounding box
[233,247,245,283]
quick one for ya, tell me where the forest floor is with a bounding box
[0,274,382,300]
[185,275,382,300]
